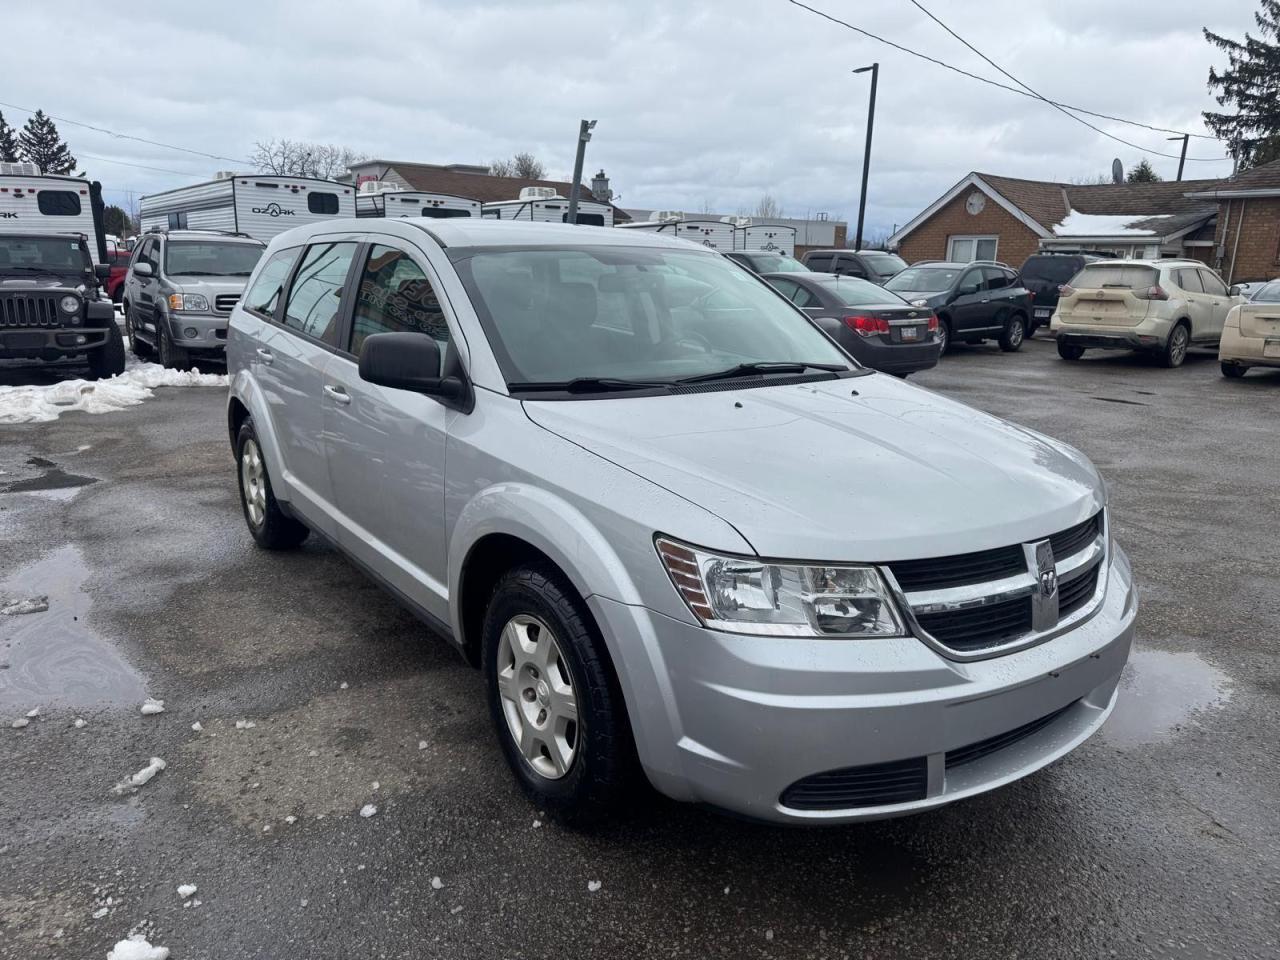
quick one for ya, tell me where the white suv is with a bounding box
[1051,259,1244,368]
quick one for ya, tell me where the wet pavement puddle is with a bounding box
[1102,645,1232,748]
[0,545,146,711]
[1,456,99,500]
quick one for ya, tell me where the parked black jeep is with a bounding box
[0,232,124,378]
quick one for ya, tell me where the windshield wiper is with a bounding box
[509,377,672,394]
[676,361,848,385]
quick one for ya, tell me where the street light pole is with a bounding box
[853,62,878,251]
[1167,134,1188,181]
[566,119,597,225]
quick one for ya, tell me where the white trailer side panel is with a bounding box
[671,219,735,250]
[739,224,797,257]
[383,192,481,219]
[0,176,103,263]
[483,198,612,226]
[139,179,235,236]
[232,177,356,241]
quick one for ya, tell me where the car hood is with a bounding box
[0,275,84,291]
[885,289,947,303]
[167,276,250,295]
[524,374,1103,562]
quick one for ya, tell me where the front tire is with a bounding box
[85,318,127,380]
[235,420,309,550]
[1161,322,1190,368]
[483,563,634,824]
[124,303,152,359]
[1220,362,1248,378]
[1057,340,1086,361]
[157,315,191,371]
[999,314,1026,352]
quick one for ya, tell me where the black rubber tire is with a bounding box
[157,314,191,371]
[235,420,309,550]
[999,314,1027,352]
[85,318,127,380]
[936,317,952,354]
[123,303,152,358]
[1057,340,1086,361]
[1161,321,1190,369]
[483,562,636,825]
[1220,362,1248,378]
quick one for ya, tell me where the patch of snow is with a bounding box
[106,934,170,960]
[430,876,443,890]
[75,718,87,728]
[0,356,227,425]
[339,681,348,690]
[371,781,380,791]
[765,929,774,942]
[92,907,109,919]
[587,880,602,893]
[25,707,39,718]
[359,803,377,818]
[285,815,297,825]
[177,884,197,900]
[1052,211,1171,238]
[140,698,165,716]
[532,819,541,829]
[417,740,428,750]
[112,756,166,795]
[235,720,256,730]
[190,721,202,732]
[11,718,29,729]
[2,596,49,616]
[450,905,464,915]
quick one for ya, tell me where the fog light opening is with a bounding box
[183,327,199,339]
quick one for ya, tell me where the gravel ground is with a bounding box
[0,337,1276,959]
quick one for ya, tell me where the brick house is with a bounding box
[889,171,1221,268]
[1184,160,1280,283]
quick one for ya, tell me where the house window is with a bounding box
[947,235,998,262]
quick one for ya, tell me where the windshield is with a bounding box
[1250,280,1280,302]
[821,277,909,307]
[165,241,265,277]
[0,236,91,274]
[861,252,907,277]
[452,246,853,389]
[1070,264,1158,290]
[747,254,808,273]
[885,266,960,293]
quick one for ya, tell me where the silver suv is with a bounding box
[226,218,1137,824]
[123,229,265,368]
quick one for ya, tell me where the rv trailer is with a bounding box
[482,187,614,227]
[0,163,108,264]
[737,223,797,257]
[355,182,480,219]
[616,211,735,250]
[139,173,355,242]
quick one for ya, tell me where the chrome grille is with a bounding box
[214,294,240,313]
[885,511,1107,658]
[1,294,61,327]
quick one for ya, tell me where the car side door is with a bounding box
[321,239,455,624]
[1196,268,1233,340]
[134,238,160,324]
[949,268,987,334]
[1172,268,1210,339]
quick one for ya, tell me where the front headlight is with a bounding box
[168,293,210,311]
[59,295,80,313]
[655,537,906,638]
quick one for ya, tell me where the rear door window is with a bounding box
[805,253,834,272]
[281,242,357,345]
[982,267,1010,290]
[243,247,302,320]
[1071,265,1159,290]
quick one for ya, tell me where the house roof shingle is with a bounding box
[1184,156,1280,196]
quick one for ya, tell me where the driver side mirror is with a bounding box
[94,263,111,281]
[358,332,466,402]
[133,262,153,278]
[1229,284,1242,296]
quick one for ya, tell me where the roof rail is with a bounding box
[144,226,257,240]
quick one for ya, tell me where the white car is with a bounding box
[1219,301,1280,377]
[1051,259,1245,368]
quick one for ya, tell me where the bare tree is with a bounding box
[250,139,368,179]
[753,194,783,219]
[489,152,546,179]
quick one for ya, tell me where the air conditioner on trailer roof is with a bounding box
[649,210,685,222]
[0,161,39,176]
[518,186,559,200]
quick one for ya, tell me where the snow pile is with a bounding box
[177,884,197,900]
[111,757,166,795]
[234,719,256,730]
[11,718,29,729]
[0,357,226,425]
[1052,211,1171,238]
[2,596,49,616]
[587,880,602,893]
[107,935,169,960]
[359,804,378,819]
[140,698,165,716]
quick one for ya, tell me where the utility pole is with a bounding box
[853,63,878,251]
[566,120,597,225]
[1167,134,1188,181]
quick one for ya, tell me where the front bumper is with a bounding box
[166,313,229,350]
[0,326,111,359]
[589,546,1136,824]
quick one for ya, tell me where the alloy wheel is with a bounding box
[1170,327,1188,366]
[240,438,267,528]
[495,614,579,780]
[1009,319,1024,348]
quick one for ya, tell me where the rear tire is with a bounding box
[157,316,191,371]
[1220,362,1248,378]
[85,318,126,380]
[483,562,635,825]
[1161,321,1190,369]
[1057,340,1086,361]
[936,317,951,355]
[999,314,1027,352]
[235,420,309,550]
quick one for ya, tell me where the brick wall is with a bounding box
[896,189,1043,268]
[1214,197,1280,283]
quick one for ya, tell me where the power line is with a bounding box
[0,100,250,166]
[77,153,195,177]
[787,0,1227,161]
[901,0,1219,163]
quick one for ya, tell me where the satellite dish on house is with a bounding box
[1111,158,1123,184]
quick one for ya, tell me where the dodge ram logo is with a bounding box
[1028,539,1059,631]
[251,203,294,218]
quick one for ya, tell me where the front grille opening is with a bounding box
[888,544,1025,592]
[916,595,1033,652]
[946,702,1075,769]
[214,294,240,313]
[1057,565,1100,619]
[780,756,927,810]
[1049,513,1101,559]
[2,295,61,327]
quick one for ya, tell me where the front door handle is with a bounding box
[323,384,351,405]
[255,348,274,365]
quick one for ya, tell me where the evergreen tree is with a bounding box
[103,204,131,237]
[18,110,76,174]
[1204,1,1280,169]
[0,111,18,163]
[1126,159,1163,183]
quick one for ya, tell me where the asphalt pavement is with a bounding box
[1,337,1277,959]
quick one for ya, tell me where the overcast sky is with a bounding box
[5,0,1258,235]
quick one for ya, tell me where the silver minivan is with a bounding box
[226,218,1136,825]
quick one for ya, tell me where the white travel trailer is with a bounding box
[482,187,614,227]
[616,212,735,250]
[355,182,480,220]
[737,223,797,257]
[0,163,108,263]
[139,173,356,242]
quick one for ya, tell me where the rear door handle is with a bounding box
[323,384,351,405]
[255,348,274,365]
